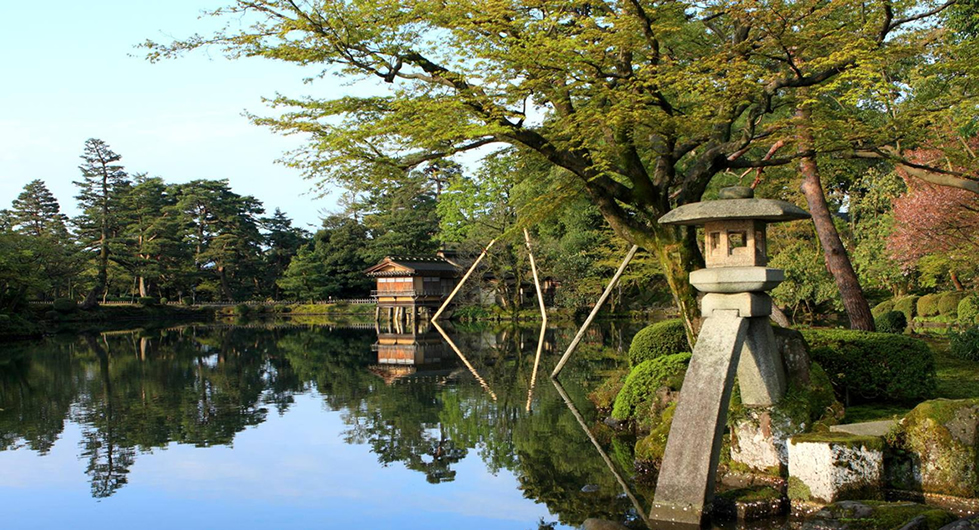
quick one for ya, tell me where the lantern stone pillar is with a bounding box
[649,187,809,526]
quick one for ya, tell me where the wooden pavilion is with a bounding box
[364,256,461,326]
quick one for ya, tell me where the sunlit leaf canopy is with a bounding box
[144,0,969,209]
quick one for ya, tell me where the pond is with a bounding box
[0,319,687,530]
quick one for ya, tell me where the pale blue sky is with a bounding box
[0,1,351,230]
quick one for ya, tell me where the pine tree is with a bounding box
[10,179,69,239]
[74,138,130,309]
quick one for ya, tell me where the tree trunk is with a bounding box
[796,107,875,331]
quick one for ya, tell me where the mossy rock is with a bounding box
[804,501,955,530]
[888,398,979,498]
[894,296,919,322]
[611,352,690,421]
[588,370,628,412]
[634,401,676,463]
[872,300,896,318]
[627,319,689,366]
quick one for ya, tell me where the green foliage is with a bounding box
[159,297,168,304]
[278,214,373,301]
[894,296,919,322]
[917,293,941,318]
[801,329,937,404]
[627,319,689,367]
[232,304,251,316]
[611,353,690,421]
[137,297,159,306]
[52,298,77,313]
[874,311,907,334]
[937,292,966,317]
[453,305,490,322]
[957,293,978,325]
[770,223,842,321]
[948,328,979,362]
[871,300,894,318]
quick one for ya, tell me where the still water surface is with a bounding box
[1,320,664,529]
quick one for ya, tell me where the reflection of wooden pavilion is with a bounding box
[365,256,461,326]
[368,331,453,385]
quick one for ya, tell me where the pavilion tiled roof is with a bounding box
[363,256,460,277]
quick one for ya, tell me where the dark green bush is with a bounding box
[181,298,193,306]
[612,352,691,421]
[871,300,895,318]
[138,297,159,306]
[948,328,978,361]
[957,294,978,325]
[894,296,919,322]
[628,319,689,366]
[454,305,490,321]
[874,311,907,334]
[937,292,965,317]
[800,329,936,404]
[52,298,77,313]
[917,294,940,318]
[159,297,169,305]
[233,304,251,316]
[44,310,60,321]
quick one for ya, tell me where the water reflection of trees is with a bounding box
[0,323,643,527]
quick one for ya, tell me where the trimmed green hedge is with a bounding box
[871,300,895,318]
[917,294,941,318]
[957,294,978,326]
[138,297,159,306]
[628,319,689,366]
[52,298,77,313]
[874,311,907,334]
[612,352,691,421]
[937,292,965,317]
[800,329,936,404]
[894,296,919,322]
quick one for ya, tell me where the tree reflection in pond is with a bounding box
[0,322,645,528]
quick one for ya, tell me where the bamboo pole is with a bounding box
[432,320,497,401]
[552,244,639,378]
[523,228,548,412]
[552,378,651,528]
[431,239,496,322]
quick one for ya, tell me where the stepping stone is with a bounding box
[830,419,897,437]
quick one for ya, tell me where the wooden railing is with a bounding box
[371,290,448,297]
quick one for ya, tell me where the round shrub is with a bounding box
[871,300,895,318]
[44,310,60,321]
[800,329,936,404]
[957,294,978,325]
[612,352,691,421]
[232,304,251,316]
[894,296,919,321]
[159,297,169,305]
[138,296,159,306]
[917,294,940,318]
[937,292,965,317]
[628,319,689,366]
[948,328,978,361]
[875,311,907,334]
[52,298,77,313]
[181,298,193,306]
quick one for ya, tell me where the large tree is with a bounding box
[75,139,131,309]
[146,0,970,334]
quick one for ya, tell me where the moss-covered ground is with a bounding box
[842,335,978,424]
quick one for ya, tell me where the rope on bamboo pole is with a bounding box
[523,228,548,412]
[431,239,496,322]
[551,244,639,378]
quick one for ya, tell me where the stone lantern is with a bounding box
[649,186,809,526]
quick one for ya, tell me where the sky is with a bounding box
[0,1,352,230]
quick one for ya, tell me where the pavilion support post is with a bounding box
[552,245,639,378]
[431,239,496,322]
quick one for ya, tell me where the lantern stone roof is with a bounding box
[364,256,460,277]
[658,198,809,226]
